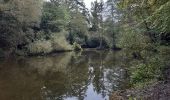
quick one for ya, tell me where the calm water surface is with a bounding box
[0,50,130,100]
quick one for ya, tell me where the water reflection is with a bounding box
[0,50,130,100]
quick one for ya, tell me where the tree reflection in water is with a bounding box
[0,50,130,100]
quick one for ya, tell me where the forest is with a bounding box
[0,0,170,55]
[0,0,170,99]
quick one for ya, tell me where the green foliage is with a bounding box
[115,0,170,87]
[50,33,73,51]
[67,11,88,45]
[41,2,70,32]
[86,34,111,48]
[0,0,43,51]
[130,51,168,87]
[27,40,53,54]
[118,0,170,43]
[148,1,170,33]
[0,0,43,24]
[73,42,83,51]
[117,29,151,52]
[157,46,170,66]
[26,32,73,54]
[0,0,169,59]
[69,12,88,34]
[90,1,101,31]
[104,21,122,48]
[86,35,100,48]
[41,1,88,48]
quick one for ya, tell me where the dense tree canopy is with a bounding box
[0,0,169,55]
[0,0,43,53]
[41,2,70,33]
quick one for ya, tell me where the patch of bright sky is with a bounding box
[84,0,107,9]
[45,0,107,9]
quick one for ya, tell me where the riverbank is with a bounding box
[110,67,170,100]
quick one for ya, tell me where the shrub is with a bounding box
[86,35,111,48]
[130,55,163,87]
[74,37,86,46]
[102,36,112,48]
[50,34,73,51]
[87,36,100,48]
[27,40,53,54]
[26,31,73,55]
[117,30,151,50]
[73,42,82,51]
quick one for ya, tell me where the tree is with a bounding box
[147,0,170,44]
[90,0,105,48]
[41,1,70,33]
[117,0,170,42]
[0,0,43,54]
[68,11,88,45]
[105,0,122,48]
[65,0,89,45]
[90,0,101,31]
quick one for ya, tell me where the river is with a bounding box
[0,50,131,100]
